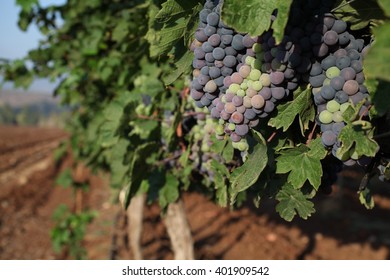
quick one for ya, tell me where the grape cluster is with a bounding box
[189,109,223,179]
[191,0,257,111]
[308,14,371,165]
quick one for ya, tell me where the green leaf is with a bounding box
[230,133,268,202]
[124,142,157,208]
[365,79,390,116]
[158,173,180,209]
[378,0,390,16]
[163,47,194,85]
[112,21,129,42]
[364,22,390,82]
[269,87,315,135]
[146,0,199,57]
[222,0,292,43]
[358,188,375,209]
[222,141,234,162]
[16,0,38,12]
[210,159,229,207]
[333,0,387,30]
[276,184,315,221]
[276,138,327,190]
[336,123,379,159]
[271,1,293,43]
[56,169,73,188]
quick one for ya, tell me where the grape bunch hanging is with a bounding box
[190,0,372,165]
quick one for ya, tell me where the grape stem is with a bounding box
[306,122,318,145]
[359,104,372,121]
[136,114,163,122]
[331,0,357,12]
[156,152,182,166]
[267,131,277,143]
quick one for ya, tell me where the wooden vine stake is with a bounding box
[163,199,194,260]
[127,194,145,260]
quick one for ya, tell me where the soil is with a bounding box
[1,125,389,260]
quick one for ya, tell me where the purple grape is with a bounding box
[212,47,225,60]
[309,74,326,87]
[340,67,356,80]
[322,130,337,147]
[206,12,219,26]
[232,95,243,107]
[223,55,236,68]
[270,71,285,85]
[321,55,336,70]
[263,101,275,113]
[330,76,345,91]
[271,87,286,100]
[324,30,338,45]
[338,31,351,45]
[190,89,203,100]
[332,20,347,34]
[208,34,221,47]
[336,56,351,69]
[209,67,221,79]
[232,34,245,50]
[235,124,249,136]
[335,91,349,103]
[320,85,336,100]
[204,25,217,36]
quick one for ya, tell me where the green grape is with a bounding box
[325,66,341,79]
[252,43,262,53]
[251,59,262,70]
[340,102,350,113]
[252,81,263,91]
[312,87,321,94]
[326,100,340,113]
[227,123,236,131]
[228,83,240,94]
[249,69,261,81]
[259,73,271,87]
[240,81,248,90]
[237,89,246,97]
[215,124,225,135]
[245,56,255,65]
[319,110,333,124]
[332,110,344,122]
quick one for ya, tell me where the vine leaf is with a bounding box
[365,79,390,116]
[56,168,73,188]
[276,184,315,221]
[336,123,379,159]
[158,173,180,209]
[358,188,375,209]
[230,132,268,203]
[210,159,230,207]
[276,138,327,190]
[333,0,388,30]
[378,0,390,16]
[124,142,158,208]
[221,0,292,43]
[364,22,390,82]
[146,0,199,57]
[269,87,315,135]
[163,48,193,85]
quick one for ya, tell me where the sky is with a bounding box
[0,0,66,93]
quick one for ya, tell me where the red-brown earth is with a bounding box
[0,125,389,260]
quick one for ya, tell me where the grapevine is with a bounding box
[1,0,390,232]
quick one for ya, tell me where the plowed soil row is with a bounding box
[1,125,390,260]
